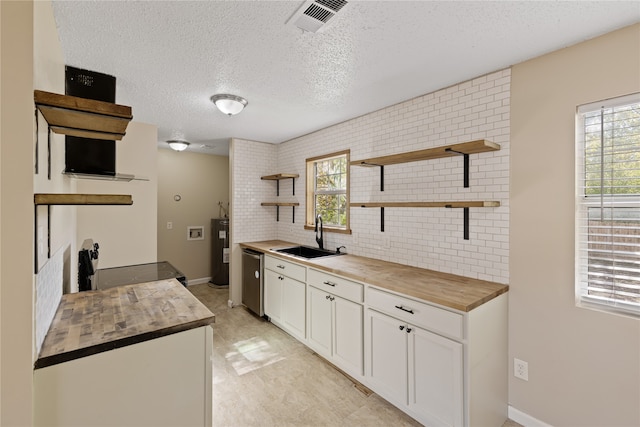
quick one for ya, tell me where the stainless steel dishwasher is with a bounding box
[242,248,264,316]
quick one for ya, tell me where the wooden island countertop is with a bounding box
[35,279,215,369]
[241,240,508,312]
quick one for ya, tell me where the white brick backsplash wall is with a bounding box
[231,138,279,244]
[232,69,510,284]
[35,248,63,353]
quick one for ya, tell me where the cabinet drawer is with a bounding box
[264,255,306,282]
[367,287,463,340]
[308,269,363,303]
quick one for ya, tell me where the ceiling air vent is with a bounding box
[287,0,348,33]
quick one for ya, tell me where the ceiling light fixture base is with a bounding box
[210,94,248,116]
[167,140,190,151]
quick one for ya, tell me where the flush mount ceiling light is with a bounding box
[167,140,190,151]
[210,94,248,116]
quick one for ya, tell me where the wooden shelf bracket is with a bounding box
[355,162,385,191]
[260,202,299,223]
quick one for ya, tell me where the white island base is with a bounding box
[34,326,213,427]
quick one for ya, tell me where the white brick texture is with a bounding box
[234,69,510,284]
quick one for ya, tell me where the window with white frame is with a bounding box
[576,93,640,316]
[305,150,350,232]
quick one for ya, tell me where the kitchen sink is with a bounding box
[274,245,344,259]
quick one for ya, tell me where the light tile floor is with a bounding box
[189,283,520,427]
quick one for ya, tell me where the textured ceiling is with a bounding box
[51,1,640,156]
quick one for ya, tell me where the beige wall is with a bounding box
[76,122,158,270]
[510,24,640,426]
[33,0,76,354]
[0,1,35,424]
[157,149,229,282]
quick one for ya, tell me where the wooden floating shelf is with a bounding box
[351,201,500,208]
[261,173,299,181]
[261,202,300,207]
[34,194,133,206]
[351,200,500,238]
[351,139,500,167]
[262,173,299,196]
[34,90,133,141]
[34,193,133,273]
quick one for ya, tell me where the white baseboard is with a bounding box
[187,277,212,286]
[509,406,553,427]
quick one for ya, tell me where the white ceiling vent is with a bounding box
[287,0,348,33]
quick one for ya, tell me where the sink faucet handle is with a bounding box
[336,246,346,254]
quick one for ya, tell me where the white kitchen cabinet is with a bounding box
[368,308,408,400]
[282,275,306,339]
[307,269,364,378]
[367,309,463,427]
[366,286,507,427]
[264,255,306,341]
[409,320,463,427]
[308,285,332,356]
[264,268,283,323]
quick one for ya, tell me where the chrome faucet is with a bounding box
[315,215,324,250]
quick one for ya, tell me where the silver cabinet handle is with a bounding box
[277,265,285,269]
[395,305,414,314]
[323,280,337,287]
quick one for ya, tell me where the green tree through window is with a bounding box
[306,150,350,231]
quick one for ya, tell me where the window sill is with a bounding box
[304,224,352,235]
[577,296,640,320]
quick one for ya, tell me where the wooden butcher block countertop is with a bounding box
[35,279,215,369]
[241,240,508,312]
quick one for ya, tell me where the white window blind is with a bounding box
[576,93,640,316]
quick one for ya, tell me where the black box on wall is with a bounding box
[65,65,115,102]
[64,66,117,176]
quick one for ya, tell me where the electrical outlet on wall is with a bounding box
[514,358,529,381]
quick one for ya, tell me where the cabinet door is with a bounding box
[308,286,332,357]
[282,277,306,340]
[367,309,408,404]
[333,296,363,376]
[264,269,283,322]
[409,325,463,427]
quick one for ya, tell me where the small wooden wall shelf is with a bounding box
[352,201,500,208]
[34,193,133,273]
[260,202,300,207]
[351,139,500,189]
[34,90,132,141]
[34,193,133,206]
[261,202,300,223]
[351,139,499,166]
[351,201,500,238]
[261,173,299,196]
